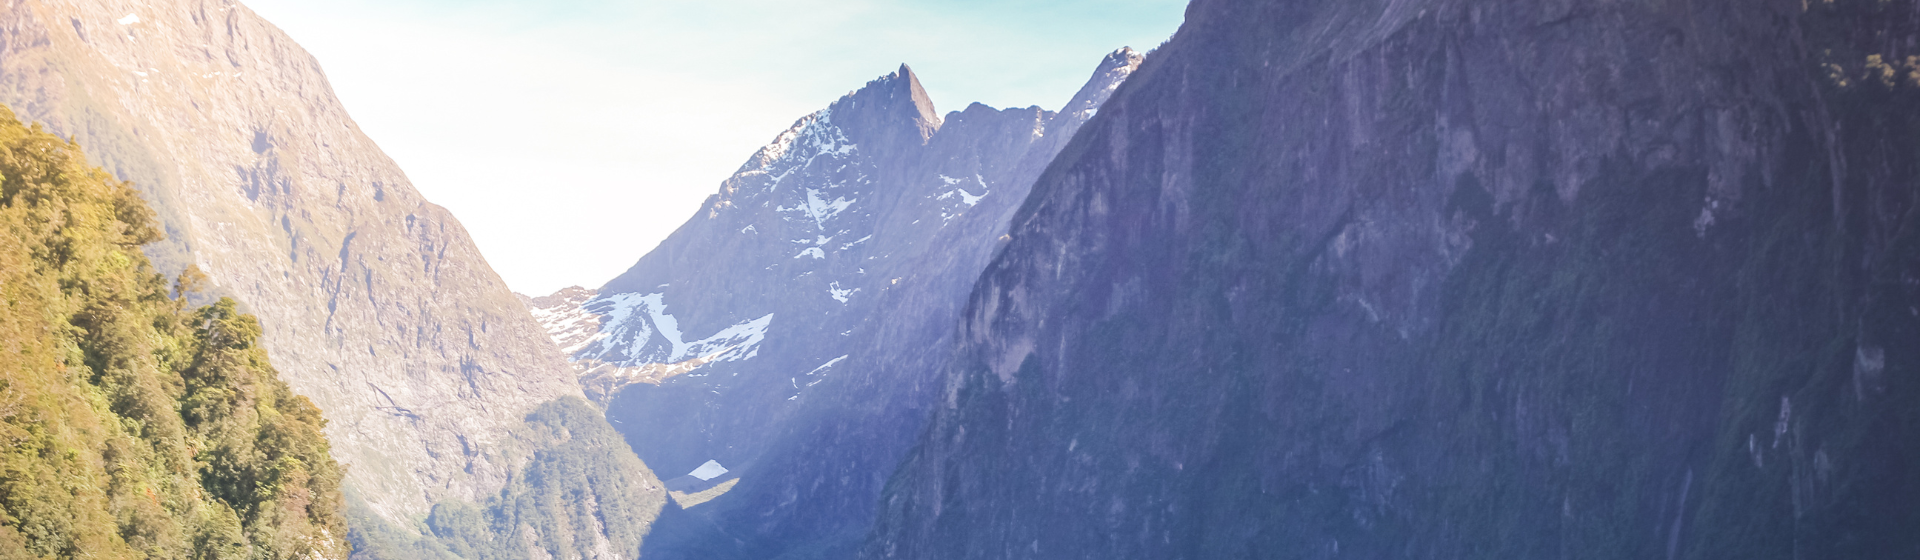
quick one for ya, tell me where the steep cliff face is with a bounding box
[529,51,1141,559]
[0,0,584,524]
[867,0,1920,558]
[0,107,347,560]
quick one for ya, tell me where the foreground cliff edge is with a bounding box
[0,108,347,559]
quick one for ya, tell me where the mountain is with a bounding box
[863,0,1920,558]
[0,107,346,560]
[529,50,1142,559]
[0,0,664,555]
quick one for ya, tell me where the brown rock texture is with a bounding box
[0,0,582,522]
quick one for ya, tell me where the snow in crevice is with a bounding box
[790,355,852,398]
[804,188,856,227]
[953,189,986,206]
[744,108,859,190]
[529,299,606,356]
[682,313,774,363]
[936,174,990,223]
[738,106,867,245]
[795,247,825,259]
[807,355,849,376]
[584,292,774,368]
[829,281,860,303]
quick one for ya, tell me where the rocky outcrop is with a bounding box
[0,0,584,524]
[864,0,1920,558]
[521,286,602,359]
[529,50,1142,559]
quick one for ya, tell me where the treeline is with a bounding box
[0,107,347,559]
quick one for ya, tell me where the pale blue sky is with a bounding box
[242,0,1188,295]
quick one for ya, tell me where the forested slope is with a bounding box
[0,107,346,559]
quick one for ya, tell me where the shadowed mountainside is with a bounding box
[865,0,1920,558]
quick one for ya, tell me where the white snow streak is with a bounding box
[828,282,859,303]
[590,292,774,367]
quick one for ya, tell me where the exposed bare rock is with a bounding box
[522,286,603,357]
[864,0,1920,558]
[0,0,583,523]
[525,49,1144,560]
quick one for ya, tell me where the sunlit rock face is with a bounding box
[0,0,583,523]
[863,0,1920,559]
[528,50,1143,559]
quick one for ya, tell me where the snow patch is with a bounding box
[588,292,773,367]
[746,108,859,189]
[795,247,825,259]
[528,293,606,356]
[935,174,990,223]
[118,14,140,25]
[956,189,986,206]
[683,313,775,363]
[793,355,851,394]
[807,355,849,376]
[806,189,855,226]
[688,460,729,481]
[829,282,859,303]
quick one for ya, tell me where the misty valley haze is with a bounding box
[1,1,1917,560]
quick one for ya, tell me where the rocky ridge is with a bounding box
[0,0,587,525]
[529,50,1144,559]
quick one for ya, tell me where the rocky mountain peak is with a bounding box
[1057,46,1146,122]
[831,63,942,151]
[530,50,1149,559]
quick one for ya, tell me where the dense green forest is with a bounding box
[0,107,347,559]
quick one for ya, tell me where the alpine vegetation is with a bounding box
[0,108,347,560]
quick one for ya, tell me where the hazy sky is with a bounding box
[241,0,1189,296]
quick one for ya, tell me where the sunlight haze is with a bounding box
[240,0,1188,295]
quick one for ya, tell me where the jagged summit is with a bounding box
[832,63,943,149]
[532,49,1147,560]
[1058,46,1146,120]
